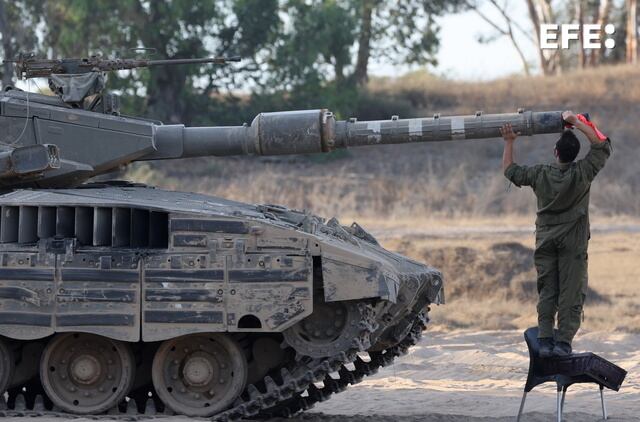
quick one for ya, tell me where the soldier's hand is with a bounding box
[562,110,578,126]
[500,123,519,142]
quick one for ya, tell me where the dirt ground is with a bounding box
[5,329,637,421]
[302,329,639,421]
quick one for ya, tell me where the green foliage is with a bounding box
[270,0,357,89]
[369,0,464,66]
[0,0,461,124]
[267,0,462,90]
[6,0,280,123]
[0,0,41,87]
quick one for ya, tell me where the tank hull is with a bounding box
[0,184,442,418]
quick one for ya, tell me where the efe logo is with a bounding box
[540,24,616,49]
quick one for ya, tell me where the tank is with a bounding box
[0,55,565,419]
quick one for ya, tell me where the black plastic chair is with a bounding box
[517,327,627,422]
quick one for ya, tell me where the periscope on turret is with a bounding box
[0,54,567,419]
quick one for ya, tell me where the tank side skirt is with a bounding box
[0,252,55,340]
[53,252,141,342]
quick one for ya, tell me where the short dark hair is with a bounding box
[555,130,580,162]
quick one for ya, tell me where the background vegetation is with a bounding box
[0,0,638,221]
[1,0,638,123]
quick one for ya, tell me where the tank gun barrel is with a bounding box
[149,109,564,160]
[334,110,563,147]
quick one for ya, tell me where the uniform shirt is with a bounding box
[504,139,612,226]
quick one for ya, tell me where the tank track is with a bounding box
[0,306,429,421]
[256,310,429,418]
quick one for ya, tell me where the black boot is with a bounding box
[538,337,554,358]
[552,341,572,357]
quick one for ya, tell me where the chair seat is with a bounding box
[516,327,627,422]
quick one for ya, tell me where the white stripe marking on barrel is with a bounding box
[367,121,382,143]
[451,117,466,140]
[409,119,422,137]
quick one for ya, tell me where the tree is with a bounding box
[354,0,465,86]
[1,0,465,122]
[526,0,560,75]
[589,0,612,66]
[0,1,40,88]
[571,0,617,68]
[271,0,463,94]
[465,0,534,75]
[33,0,280,123]
[269,1,357,94]
[627,0,638,63]
[469,0,627,74]
[353,0,375,86]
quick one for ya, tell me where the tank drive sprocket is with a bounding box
[282,301,378,358]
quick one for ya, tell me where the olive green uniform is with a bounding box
[504,139,611,345]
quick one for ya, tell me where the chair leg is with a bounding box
[560,387,567,414]
[556,389,563,422]
[600,385,608,420]
[516,391,527,422]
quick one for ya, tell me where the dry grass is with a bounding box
[369,64,640,115]
[380,220,640,333]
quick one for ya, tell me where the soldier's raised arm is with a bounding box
[565,111,612,183]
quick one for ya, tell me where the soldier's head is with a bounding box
[554,130,580,163]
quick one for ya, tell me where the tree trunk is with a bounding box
[591,0,611,65]
[627,0,638,64]
[526,0,558,75]
[139,0,187,123]
[0,1,15,89]
[334,60,345,86]
[577,0,587,68]
[353,0,375,86]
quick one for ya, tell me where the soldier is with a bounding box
[500,111,611,357]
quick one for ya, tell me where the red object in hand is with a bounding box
[576,114,607,141]
[566,114,608,141]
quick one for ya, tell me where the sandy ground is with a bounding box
[305,329,639,421]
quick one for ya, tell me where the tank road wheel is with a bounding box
[152,333,248,417]
[40,333,135,414]
[283,301,375,358]
[0,337,14,395]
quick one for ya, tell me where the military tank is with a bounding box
[0,54,565,419]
